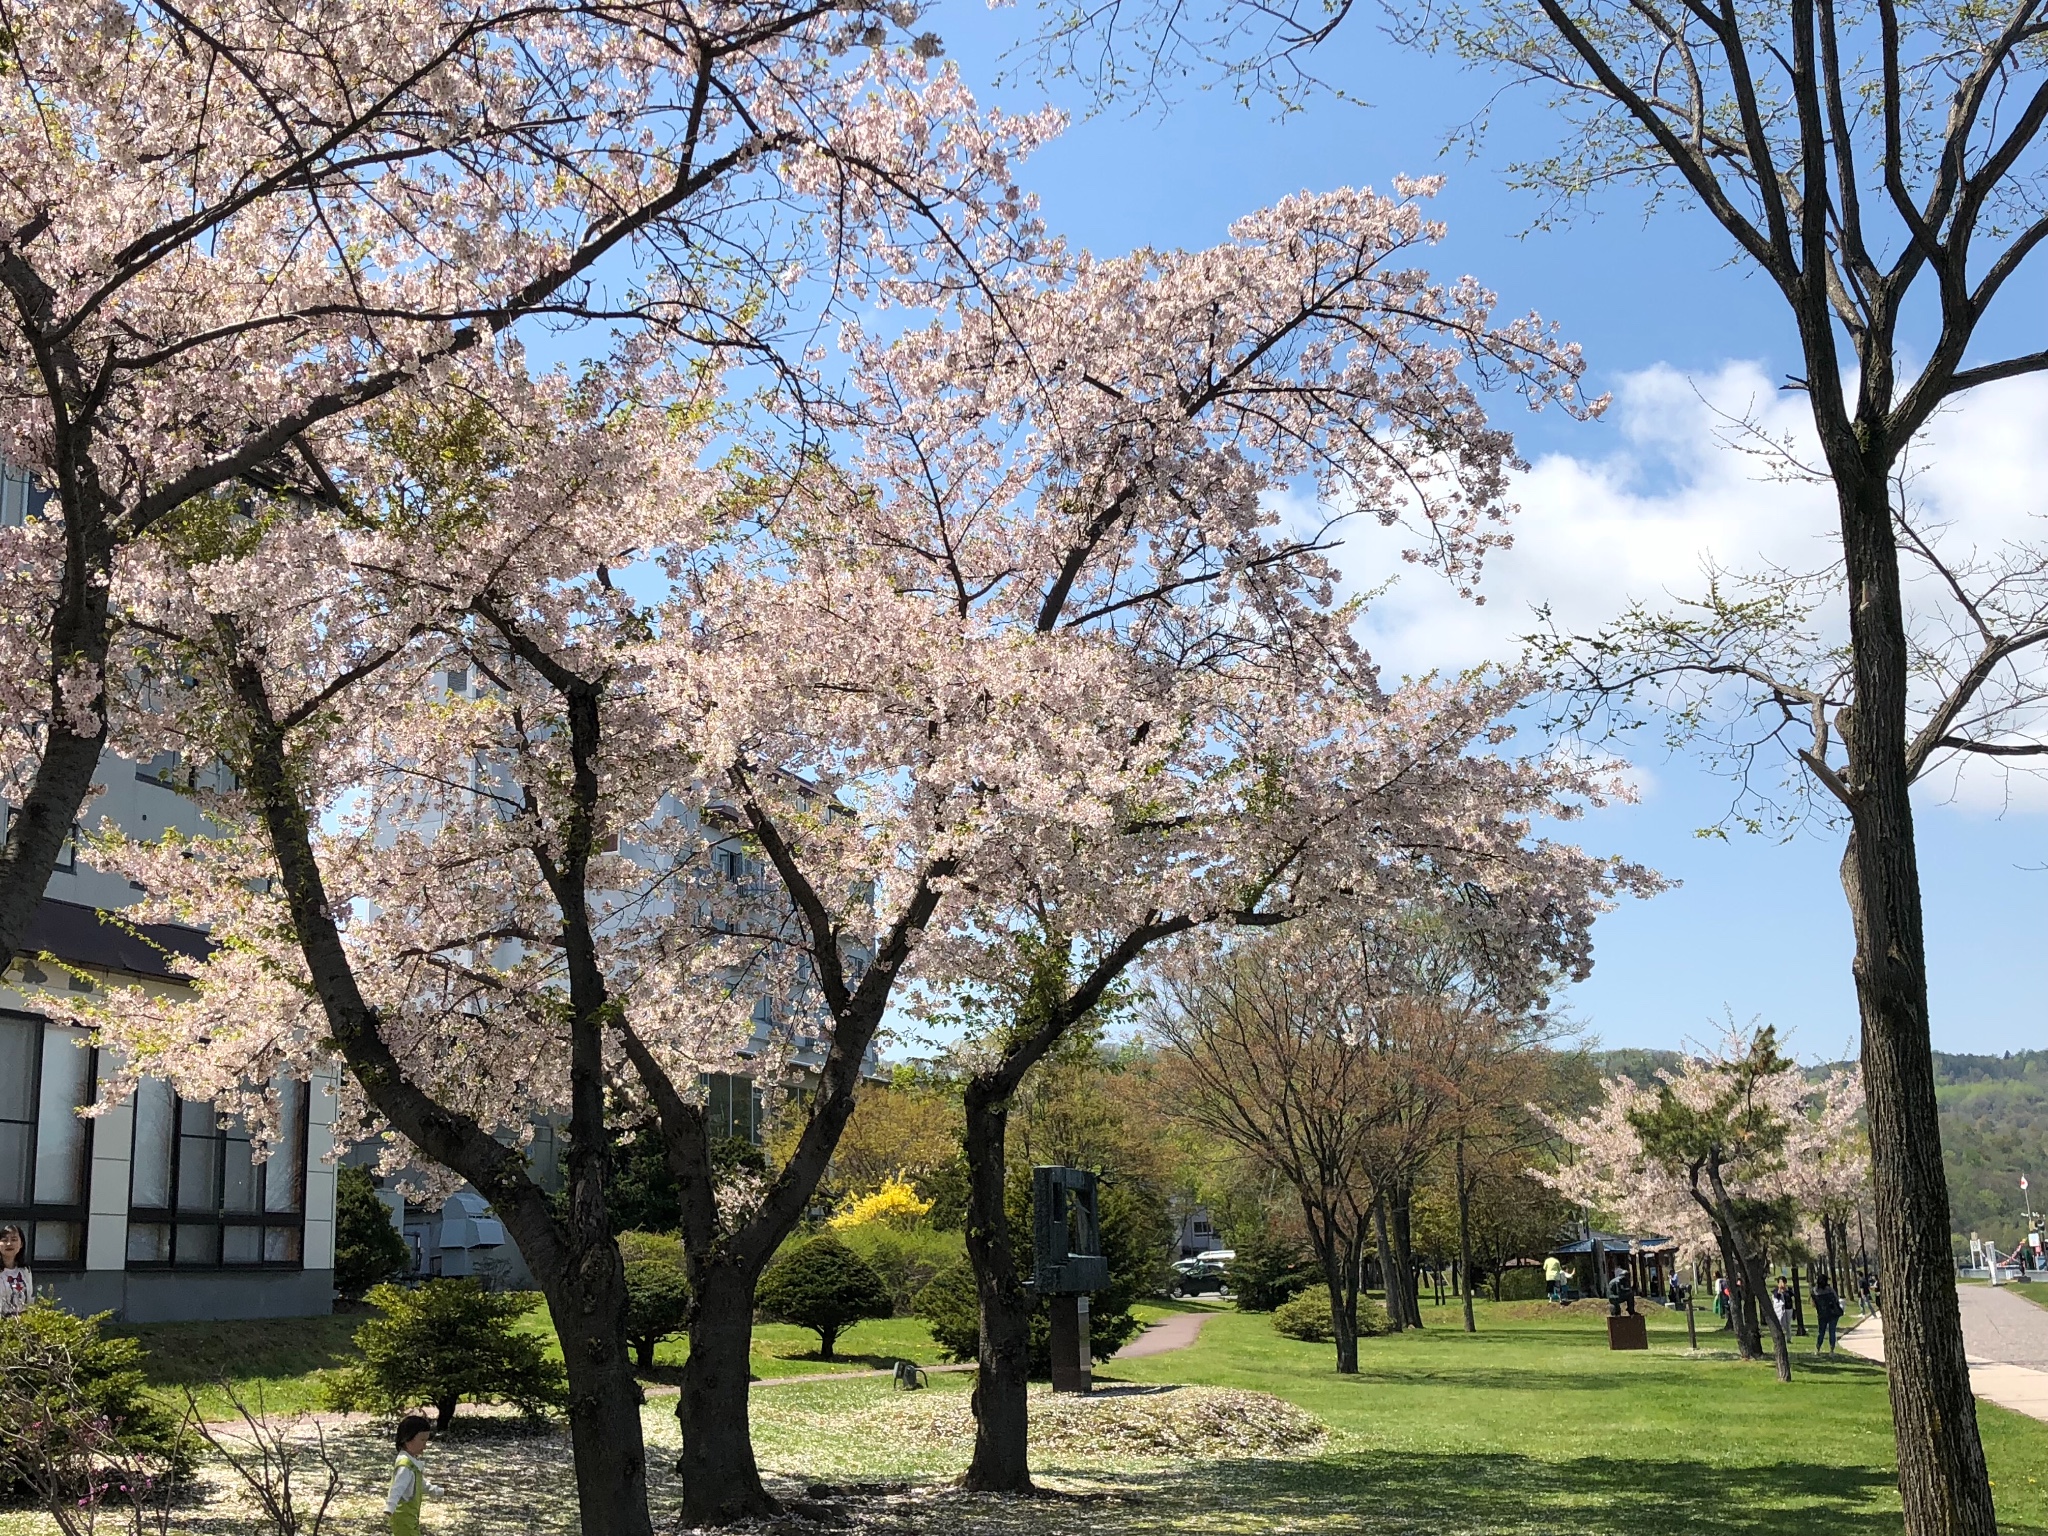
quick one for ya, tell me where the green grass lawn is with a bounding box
[105,1309,367,1419]
[17,1291,2048,1534]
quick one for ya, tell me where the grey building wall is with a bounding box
[42,1268,336,1323]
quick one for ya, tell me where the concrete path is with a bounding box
[1841,1284,2048,1424]
[1113,1310,1212,1359]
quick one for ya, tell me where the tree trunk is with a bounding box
[635,1339,655,1371]
[1455,1138,1476,1334]
[551,1275,656,1536]
[435,1396,458,1431]
[1389,1183,1422,1329]
[677,1264,776,1525]
[1827,455,1995,1531]
[1373,1197,1404,1333]
[1791,1264,1807,1337]
[1322,1249,1360,1374]
[819,1326,839,1361]
[961,1079,1034,1493]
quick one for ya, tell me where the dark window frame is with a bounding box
[126,1083,309,1272]
[0,1009,98,1272]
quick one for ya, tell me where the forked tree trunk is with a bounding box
[1317,1237,1360,1374]
[960,1080,1034,1494]
[1389,1183,1422,1329]
[676,1264,776,1525]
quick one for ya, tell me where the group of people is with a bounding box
[1704,1266,1874,1353]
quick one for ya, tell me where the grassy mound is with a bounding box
[895,1384,1325,1459]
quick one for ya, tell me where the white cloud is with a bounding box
[1326,361,2048,816]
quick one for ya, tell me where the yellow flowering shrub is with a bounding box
[829,1175,933,1231]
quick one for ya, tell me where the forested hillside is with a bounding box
[1934,1051,2048,1241]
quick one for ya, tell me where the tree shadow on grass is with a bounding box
[1043,1449,1915,1536]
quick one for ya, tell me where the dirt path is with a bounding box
[1112,1311,1212,1359]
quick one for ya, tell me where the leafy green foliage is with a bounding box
[1227,1226,1315,1312]
[0,1302,193,1498]
[913,1260,981,1362]
[833,1224,965,1316]
[1272,1290,1387,1342]
[755,1237,893,1360]
[322,1280,566,1428]
[618,1232,692,1370]
[332,1165,410,1298]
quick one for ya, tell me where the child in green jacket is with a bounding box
[386,1416,444,1536]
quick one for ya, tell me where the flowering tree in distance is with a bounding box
[1539,1027,1865,1378]
[0,0,1052,995]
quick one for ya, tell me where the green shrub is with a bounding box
[1273,1289,1335,1342]
[756,1236,892,1359]
[322,1279,566,1428]
[1272,1289,1389,1342]
[332,1165,411,1298]
[834,1225,964,1316]
[1227,1227,1315,1312]
[913,1259,981,1362]
[618,1231,691,1370]
[0,1302,192,1499]
[1495,1266,1550,1302]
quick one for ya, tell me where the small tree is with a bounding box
[0,1302,190,1504]
[323,1280,565,1429]
[1229,1225,1316,1313]
[617,1233,692,1372]
[754,1238,892,1361]
[332,1168,410,1299]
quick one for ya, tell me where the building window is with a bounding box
[0,1012,96,1269]
[702,1072,761,1143]
[0,464,43,528]
[127,1081,307,1268]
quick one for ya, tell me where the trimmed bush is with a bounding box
[1273,1290,1389,1342]
[618,1231,691,1370]
[756,1235,892,1360]
[913,1259,981,1362]
[1494,1266,1549,1302]
[332,1165,410,1298]
[322,1279,566,1428]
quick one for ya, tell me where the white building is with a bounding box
[1,748,340,1321]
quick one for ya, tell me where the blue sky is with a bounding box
[918,1,2047,1061]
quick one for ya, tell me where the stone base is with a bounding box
[1607,1313,1648,1350]
[1050,1294,1092,1393]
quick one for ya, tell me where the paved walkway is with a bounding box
[1841,1284,2048,1424]
[1113,1310,1212,1359]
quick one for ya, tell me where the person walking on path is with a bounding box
[1812,1273,1844,1355]
[386,1416,445,1536]
[0,1225,31,1318]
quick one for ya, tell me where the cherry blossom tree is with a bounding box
[1538,1027,1866,1376]
[812,182,1643,1491]
[0,0,1055,995]
[72,179,1622,1525]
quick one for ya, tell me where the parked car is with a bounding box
[1169,1258,1230,1299]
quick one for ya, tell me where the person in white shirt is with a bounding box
[386,1415,445,1536]
[0,1224,32,1317]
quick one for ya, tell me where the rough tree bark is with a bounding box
[225,643,654,1536]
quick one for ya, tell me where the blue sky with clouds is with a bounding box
[918,0,2047,1061]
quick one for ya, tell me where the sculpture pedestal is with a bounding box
[1607,1313,1648,1350]
[1050,1294,1092,1393]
